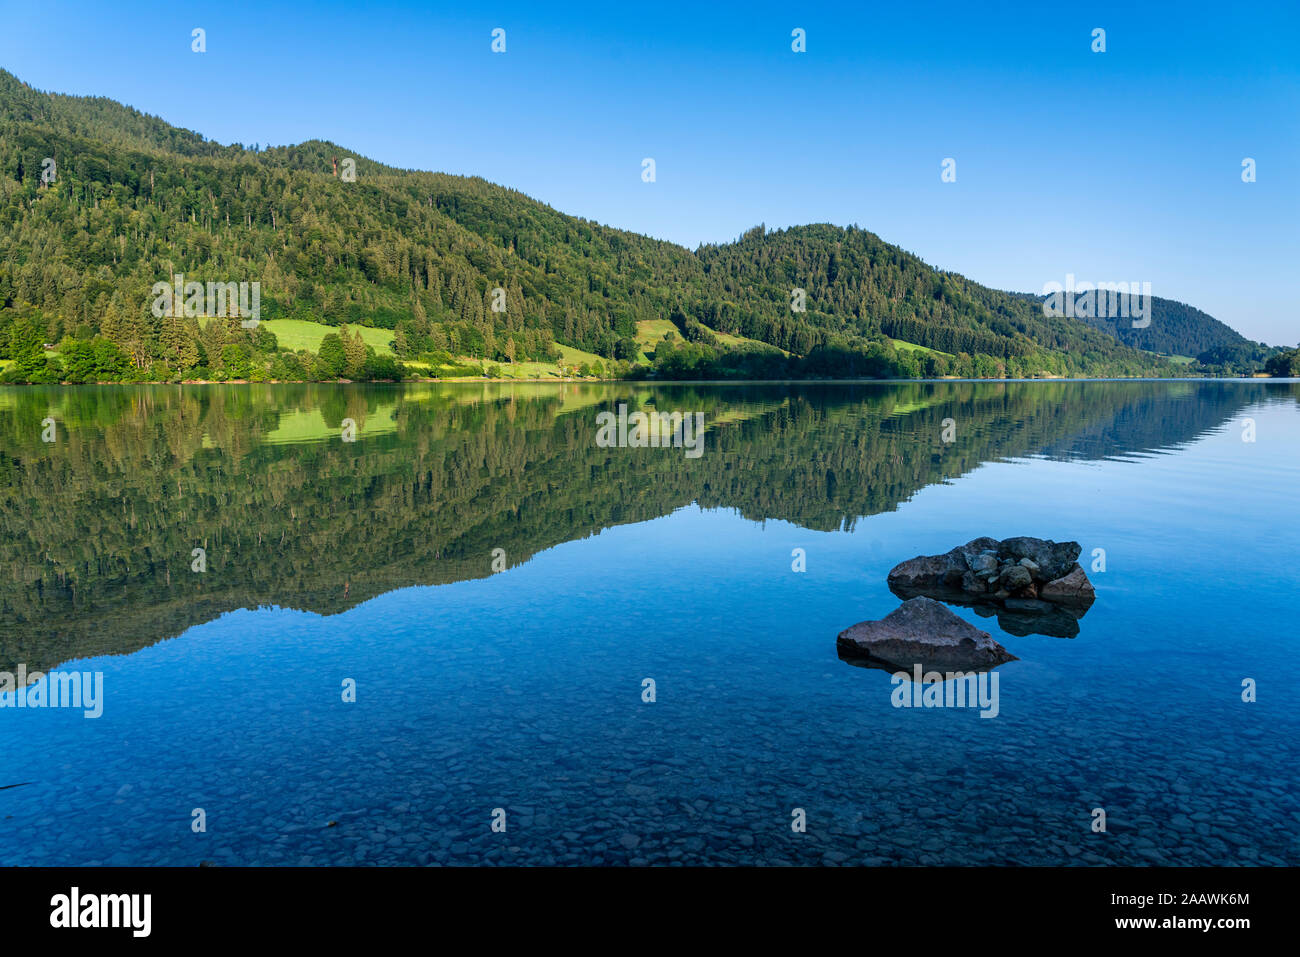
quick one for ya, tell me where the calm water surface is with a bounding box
[1,380,1297,865]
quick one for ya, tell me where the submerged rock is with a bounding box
[836,597,1017,672]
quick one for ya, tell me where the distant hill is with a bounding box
[1077,296,1247,357]
[0,67,1241,381]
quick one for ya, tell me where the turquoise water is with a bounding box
[0,380,1296,865]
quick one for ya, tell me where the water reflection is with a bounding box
[1,380,1293,673]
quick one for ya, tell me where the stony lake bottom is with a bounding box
[1,379,1297,866]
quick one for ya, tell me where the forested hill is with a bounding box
[1078,296,1247,357]
[995,288,1253,360]
[0,67,1237,381]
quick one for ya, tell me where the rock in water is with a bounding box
[998,537,1081,583]
[999,564,1033,591]
[837,597,1017,672]
[887,537,998,590]
[887,536,1094,609]
[1039,566,1096,605]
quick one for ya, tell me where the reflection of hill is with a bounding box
[0,381,1277,672]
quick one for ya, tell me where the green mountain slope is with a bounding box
[1076,295,1248,356]
[0,67,1227,381]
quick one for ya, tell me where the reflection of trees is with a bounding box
[0,381,1276,672]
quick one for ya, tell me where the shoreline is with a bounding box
[0,374,1286,388]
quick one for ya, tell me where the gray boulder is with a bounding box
[886,537,1000,591]
[999,564,1033,591]
[885,552,961,590]
[999,537,1081,583]
[1039,566,1096,605]
[836,597,1017,672]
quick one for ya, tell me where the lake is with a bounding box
[1,379,1297,866]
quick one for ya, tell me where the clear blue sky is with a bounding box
[2,0,1297,345]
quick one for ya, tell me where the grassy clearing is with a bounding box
[635,319,680,345]
[431,342,613,379]
[256,319,395,356]
[888,337,952,357]
[490,359,564,379]
[556,343,608,368]
[707,326,786,354]
[635,318,783,361]
[634,319,681,362]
